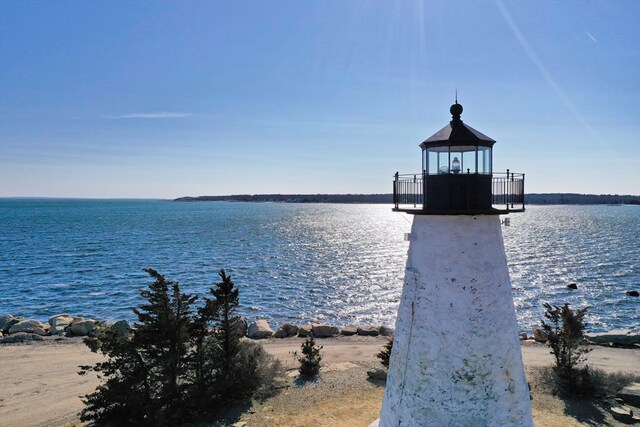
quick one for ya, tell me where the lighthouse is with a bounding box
[377,103,532,426]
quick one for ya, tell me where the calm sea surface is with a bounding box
[0,199,638,333]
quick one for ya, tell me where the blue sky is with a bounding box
[1,0,638,198]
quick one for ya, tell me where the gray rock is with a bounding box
[49,324,68,335]
[248,320,273,339]
[585,330,640,346]
[617,382,640,407]
[278,323,299,337]
[8,319,46,335]
[0,314,14,331]
[357,326,379,337]
[340,325,357,336]
[297,325,312,337]
[312,324,339,338]
[49,314,73,327]
[367,368,388,380]
[379,326,394,337]
[273,328,288,338]
[519,332,528,340]
[610,405,639,424]
[230,317,248,338]
[0,332,45,343]
[2,317,23,334]
[112,320,131,336]
[69,319,97,337]
[32,327,48,336]
[49,315,73,335]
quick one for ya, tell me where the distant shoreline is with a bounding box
[174,193,640,205]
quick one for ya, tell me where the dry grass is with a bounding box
[528,366,640,427]
[208,364,640,427]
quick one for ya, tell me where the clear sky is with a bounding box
[1,0,638,198]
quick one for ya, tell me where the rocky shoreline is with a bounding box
[1,313,638,348]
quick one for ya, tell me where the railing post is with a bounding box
[411,174,418,208]
[393,172,399,208]
[522,173,525,209]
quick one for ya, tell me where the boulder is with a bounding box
[49,324,68,335]
[626,290,639,297]
[2,317,23,334]
[312,324,339,338]
[230,317,248,338]
[278,323,299,337]
[8,319,46,335]
[519,332,528,340]
[367,368,388,380]
[357,326,379,337]
[610,405,639,424]
[49,315,74,335]
[0,314,14,331]
[532,328,548,343]
[617,382,640,407]
[69,319,97,337]
[585,330,640,346]
[0,332,44,343]
[32,327,48,336]
[567,283,578,290]
[273,328,288,338]
[273,322,299,338]
[248,320,273,339]
[112,320,131,336]
[49,314,74,327]
[379,326,394,337]
[298,325,312,337]
[340,325,357,336]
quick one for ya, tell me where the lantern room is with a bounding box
[393,102,525,214]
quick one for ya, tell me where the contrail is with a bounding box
[586,31,597,43]
[495,0,600,143]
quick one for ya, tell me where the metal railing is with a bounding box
[392,173,424,208]
[393,170,525,212]
[492,170,525,210]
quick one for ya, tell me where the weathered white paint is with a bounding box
[379,215,533,427]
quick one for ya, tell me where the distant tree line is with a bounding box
[174,194,392,203]
[174,193,640,205]
[525,193,639,205]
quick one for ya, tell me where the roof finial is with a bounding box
[455,89,458,104]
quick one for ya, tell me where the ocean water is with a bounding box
[0,199,638,333]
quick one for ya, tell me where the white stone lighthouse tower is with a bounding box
[377,103,532,426]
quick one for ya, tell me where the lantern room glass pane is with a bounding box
[478,147,492,174]
[462,151,476,174]
[427,150,439,174]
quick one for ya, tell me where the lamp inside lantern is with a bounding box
[451,157,461,174]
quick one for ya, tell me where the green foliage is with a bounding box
[541,303,594,397]
[296,336,323,377]
[79,268,281,426]
[377,338,393,368]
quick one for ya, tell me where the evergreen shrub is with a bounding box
[79,268,281,426]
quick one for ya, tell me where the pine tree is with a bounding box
[541,303,594,396]
[297,336,323,377]
[199,269,245,396]
[79,268,282,425]
[80,269,198,426]
[377,338,393,368]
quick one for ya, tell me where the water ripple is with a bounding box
[0,200,638,332]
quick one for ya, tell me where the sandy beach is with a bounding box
[0,337,638,427]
